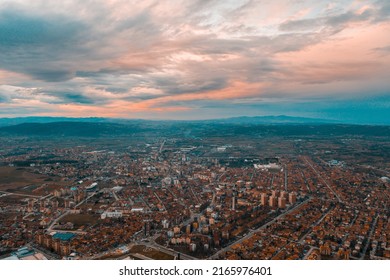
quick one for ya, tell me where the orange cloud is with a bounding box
[273,21,390,95]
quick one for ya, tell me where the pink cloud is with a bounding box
[272,21,390,95]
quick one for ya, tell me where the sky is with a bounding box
[0,0,389,123]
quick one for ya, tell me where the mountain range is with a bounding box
[0,115,339,127]
[0,116,388,138]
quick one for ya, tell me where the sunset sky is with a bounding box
[0,0,389,123]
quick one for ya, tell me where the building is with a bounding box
[192,221,199,231]
[289,192,297,204]
[278,197,286,209]
[101,211,123,219]
[320,243,331,256]
[27,199,34,212]
[3,247,47,260]
[162,219,169,229]
[269,195,277,208]
[144,220,151,236]
[231,196,236,211]
[53,240,61,253]
[60,244,71,256]
[190,243,197,252]
[173,226,181,234]
[85,182,98,192]
[261,193,268,206]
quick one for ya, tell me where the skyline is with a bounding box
[0,0,389,123]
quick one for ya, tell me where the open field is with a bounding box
[0,167,68,194]
[0,167,48,187]
[59,214,100,228]
[129,245,174,260]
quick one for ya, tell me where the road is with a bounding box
[30,244,59,260]
[0,191,41,198]
[22,212,34,220]
[284,164,288,191]
[153,192,167,211]
[75,191,98,208]
[209,197,312,259]
[189,185,201,204]
[360,214,379,260]
[211,190,216,206]
[270,174,275,188]
[47,210,70,232]
[159,140,166,153]
[303,246,317,259]
[47,191,100,232]
[88,244,135,260]
[303,157,342,202]
[298,168,311,193]
[112,191,119,201]
[298,205,334,244]
[139,239,198,260]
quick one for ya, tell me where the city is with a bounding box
[0,0,389,269]
[0,120,389,260]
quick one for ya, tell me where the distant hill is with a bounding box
[0,117,109,127]
[0,120,389,138]
[209,115,340,124]
[0,115,341,127]
[0,122,145,137]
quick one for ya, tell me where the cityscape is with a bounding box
[0,119,389,260]
[0,0,389,264]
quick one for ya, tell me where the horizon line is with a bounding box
[0,115,389,126]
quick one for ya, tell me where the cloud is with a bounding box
[49,92,96,105]
[373,45,390,53]
[0,0,389,120]
[376,0,390,20]
[0,8,89,82]
[279,9,374,32]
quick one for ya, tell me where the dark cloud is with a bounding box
[0,10,83,46]
[376,0,390,19]
[161,78,228,95]
[51,92,96,105]
[104,87,128,93]
[279,10,374,32]
[279,18,323,32]
[0,8,88,82]
[27,70,75,82]
[327,10,372,25]
[0,5,161,82]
